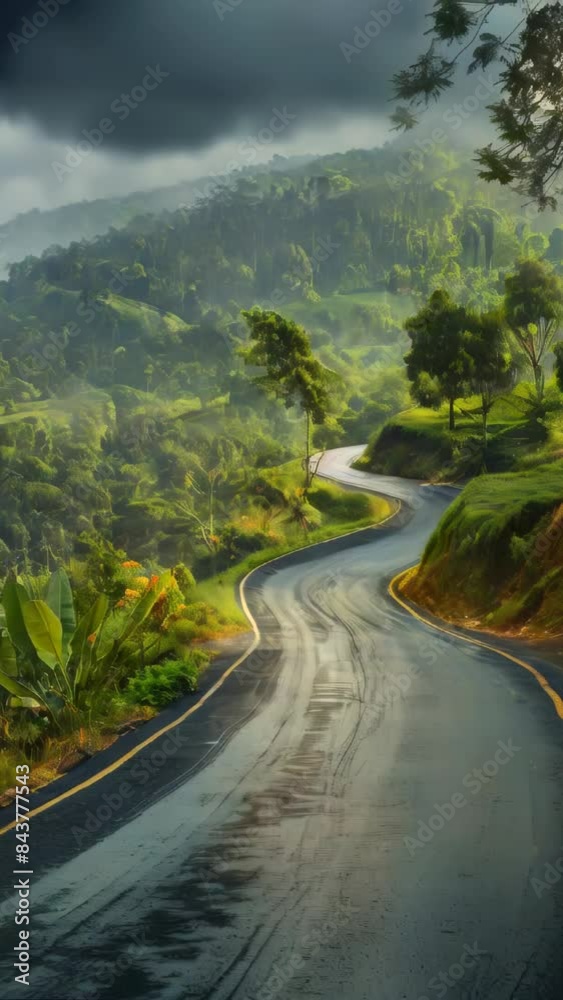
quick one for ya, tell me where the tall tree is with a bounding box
[242,309,333,487]
[467,310,513,443]
[392,1,563,207]
[405,289,473,430]
[504,258,563,402]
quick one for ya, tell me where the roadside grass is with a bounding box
[371,378,563,636]
[193,459,394,626]
[0,754,19,800]
[404,460,563,636]
[357,382,561,481]
[0,700,159,804]
[518,407,563,468]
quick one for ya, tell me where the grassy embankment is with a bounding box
[356,382,563,482]
[401,461,563,637]
[364,383,563,637]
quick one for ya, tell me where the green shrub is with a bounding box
[173,563,196,597]
[5,715,50,754]
[309,484,372,521]
[181,601,218,626]
[195,525,271,576]
[171,618,201,648]
[125,652,209,709]
[0,751,21,791]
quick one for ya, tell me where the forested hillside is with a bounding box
[0,154,314,279]
[7,145,562,318]
[3,143,563,566]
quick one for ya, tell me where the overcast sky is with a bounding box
[0,0,515,223]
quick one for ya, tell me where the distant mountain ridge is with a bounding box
[0,153,315,277]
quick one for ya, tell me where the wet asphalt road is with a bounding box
[1,446,563,1000]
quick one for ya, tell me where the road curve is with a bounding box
[1,446,563,999]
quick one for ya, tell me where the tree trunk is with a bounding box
[305,410,311,491]
[449,397,455,431]
[209,486,214,538]
[533,363,544,403]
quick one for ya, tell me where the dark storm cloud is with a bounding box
[0,0,429,151]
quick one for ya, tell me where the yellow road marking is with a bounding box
[0,502,400,838]
[0,617,259,837]
[389,566,563,720]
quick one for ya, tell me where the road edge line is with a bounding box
[388,566,563,720]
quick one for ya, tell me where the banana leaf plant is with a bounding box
[0,568,172,721]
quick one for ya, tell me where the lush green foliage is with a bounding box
[1,144,563,788]
[125,653,207,709]
[0,567,179,719]
[393,1,563,207]
[405,290,474,430]
[360,382,563,482]
[242,308,336,486]
[504,258,563,401]
[0,148,560,574]
[402,258,563,442]
[406,461,563,635]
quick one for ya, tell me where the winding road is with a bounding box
[1,446,563,999]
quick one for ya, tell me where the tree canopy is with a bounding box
[504,257,563,400]
[242,308,334,486]
[392,1,563,208]
[405,289,474,429]
[466,308,513,439]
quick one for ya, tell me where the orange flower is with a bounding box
[149,574,159,588]
[116,599,125,608]
[133,576,150,590]
[122,560,141,569]
[87,632,97,645]
[124,588,141,600]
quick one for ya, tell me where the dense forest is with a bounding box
[8,142,549,570]
[0,153,311,279]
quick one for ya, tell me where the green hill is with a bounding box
[403,462,563,636]
[357,385,563,482]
